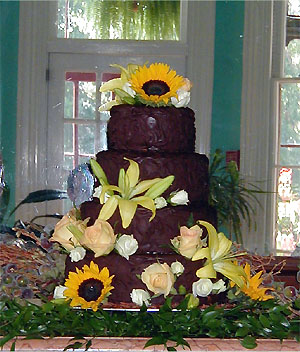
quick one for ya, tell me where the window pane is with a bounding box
[279,83,300,146]
[288,0,300,16]
[64,124,73,154]
[276,167,300,254]
[284,39,300,77]
[78,124,95,155]
[57,0,180,40]
[64,155,74,171]
[64,81,73,118]
[78,81,96,120]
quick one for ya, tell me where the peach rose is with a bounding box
[50,210,86,251]
[141,262,175,297]
[80,219,116,257]
[171,225,203,259]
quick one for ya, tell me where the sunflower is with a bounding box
[64,261,114,311]
[231,263,274,301]
[129,63,184,105]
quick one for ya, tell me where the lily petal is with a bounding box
[214,261,246,288]
[124,158,139,188]
[118,198,137,229]
[99,100,120,112]
[197,221,219,258]
[195,262,216,279]
[132,196,156,221]
[100,78,124,92]
[130,178,161,197]
[213,232,232,260]
[118,169,125,194]
[144,175,174,199]
[90,159,109,186]
[98,195,119,221]
[100,185,121,204]
[192,247,211,261]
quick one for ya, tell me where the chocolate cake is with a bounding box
[51,63,243,310]
[64,104,217,305]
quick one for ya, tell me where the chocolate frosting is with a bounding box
[108,105,195,153]
[95,150,209,204]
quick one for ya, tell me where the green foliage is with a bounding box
[0,296,298,351]
[8,189,68,218]
[209,150,266,244]
[58,0,180,41]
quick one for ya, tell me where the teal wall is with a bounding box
[0,1,19,224]
[210,0,244,157]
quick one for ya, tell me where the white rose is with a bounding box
[171,90,190,108]
[122,82,136,98]
[69,246,86,262]
[171,261,185,276]
[154,197,167,209]
[53,285,66,299]
[192,278,213,297]
[93,186,110,203]
[115,234,138,260]
[130,289,151,307]
[212,279,227,294]
[141,262,175,297]
[169,190,189,206]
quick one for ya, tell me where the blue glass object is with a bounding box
[67,163,94,207]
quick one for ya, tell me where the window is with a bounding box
[241,0,300,256]
[275,0,300,255]
[57,0,180,40]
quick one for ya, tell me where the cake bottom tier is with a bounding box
[80,202,217,254]
[65,252,224,306]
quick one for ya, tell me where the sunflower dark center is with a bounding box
[78,278,103,302]
[142,80,170,96]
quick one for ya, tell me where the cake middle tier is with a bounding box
[80,202,217,254]
[95,150,209,204]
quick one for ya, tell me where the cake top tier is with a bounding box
[99,62,192,111]
[108,105,195,152]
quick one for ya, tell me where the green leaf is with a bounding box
[259,314,271,328]
[235,326,249,337]
[241,336,257,349]
[9,189,67,217]
[144,336,166,348]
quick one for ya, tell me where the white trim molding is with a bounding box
[240,0,286,254]
[16,1,50,222]
[186,0,215,155]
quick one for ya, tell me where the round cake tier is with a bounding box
[65,252,223,306]
[95,150,209,204]
[108,105,195,153]
[80,202,217,254]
